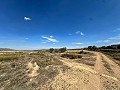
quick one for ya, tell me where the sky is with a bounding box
[0,0,120,50]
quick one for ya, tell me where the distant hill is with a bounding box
[0,48,14,51]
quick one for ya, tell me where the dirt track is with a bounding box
[40,51,120,90]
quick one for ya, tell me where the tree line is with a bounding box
[84,44,120,51]
[49,47,67,53]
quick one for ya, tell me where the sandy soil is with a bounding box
[27,62,39,77]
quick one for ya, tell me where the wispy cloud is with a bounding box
[75,31,84,35]
[110,42,120,45]
[24,17,31,21]
[96,34,120,45]
[41,42,47,44]
[108,34,120,40]
[113,28,120,32]
[50,36,54,38]
[96,40,110,43]
[80,32,84,35]
[41,36,59,43]
[72,42,83,45]
[103,40,110,42]
[96,40,102,43]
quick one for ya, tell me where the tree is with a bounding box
[117,45,120,49]
[100,46,106,49]
[49,48,54,53]
[87,46,98,51]
[106,46,113,49]
[92,46,98,51]
[88,46,92,50]
[59,47,67,53]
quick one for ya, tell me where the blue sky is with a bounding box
[0,0,120,50]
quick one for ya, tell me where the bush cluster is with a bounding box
[61,53,82,59]
[49,47,67,53]
[78,50,88,54]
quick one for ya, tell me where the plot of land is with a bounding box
[0,50,120,90]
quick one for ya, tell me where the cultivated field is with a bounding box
[0,50,120,90]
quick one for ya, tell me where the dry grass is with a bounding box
[0,51,68,90]
[103,52,120,66]
[0,53,23,62]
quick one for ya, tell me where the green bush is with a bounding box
[59,47,67,53]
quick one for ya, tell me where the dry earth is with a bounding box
[0,50,120,90]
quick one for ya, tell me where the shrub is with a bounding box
[78,50,88,54]
[61,53,82,59]
[59,47,67,53]
[77,55,82,58]
[78,50,84,54]
[49,48,54,53]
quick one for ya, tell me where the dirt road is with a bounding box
[40,51,120,90]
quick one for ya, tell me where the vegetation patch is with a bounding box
[102,60,111,70]
[49,47,67,53]
[78,50,87,54]
[103,52,120,66]
[0,54,22,62]
[61,53,82,59]
[102,60,113,73]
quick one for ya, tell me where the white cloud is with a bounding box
[75,31,84,35]
[50,36,54,38]
[41,36,59,43]
[72,42,83,45]
[80,32,84,35]
[96,40,110,43]
[24,17,31,21]
[103,40,110,42]
[75,31,80,34]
